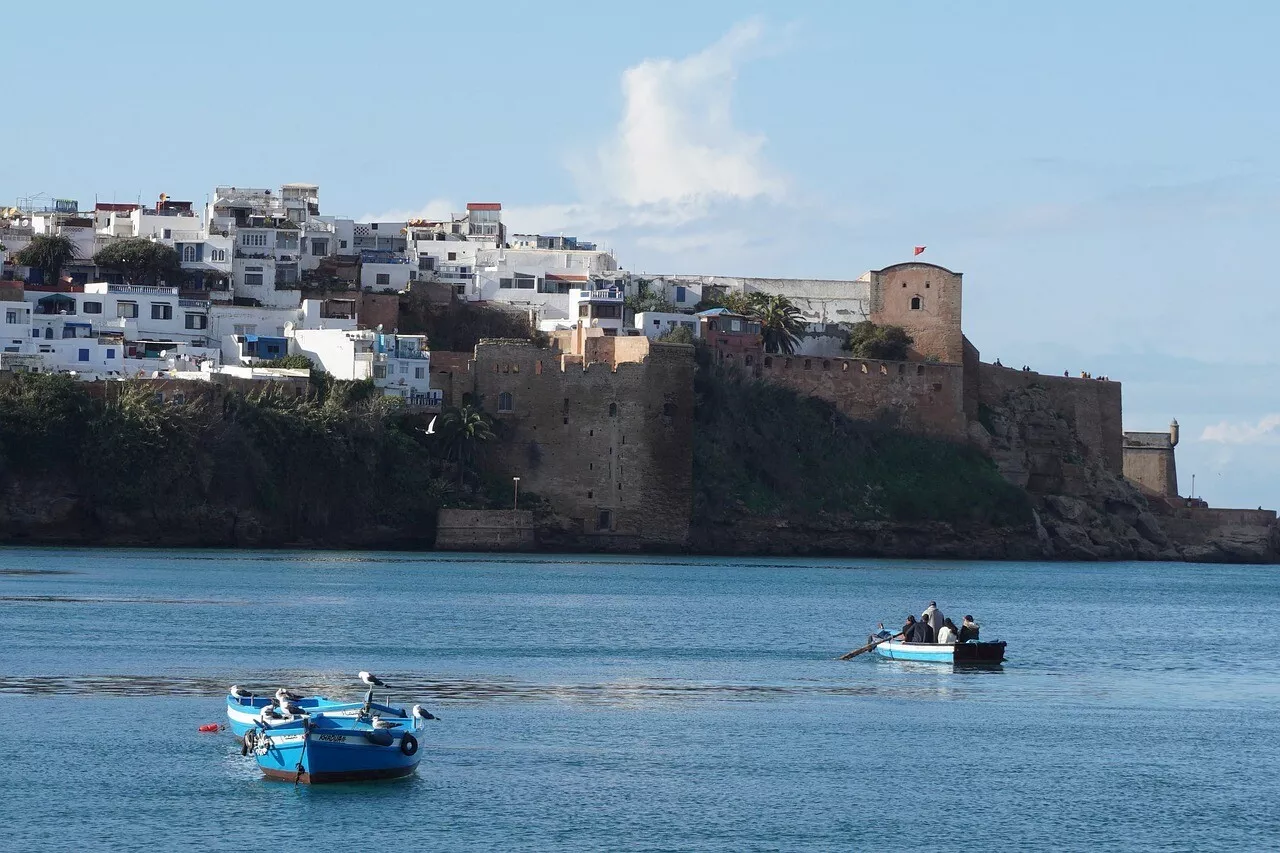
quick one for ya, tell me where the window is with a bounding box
[910,296,922,310]
[182,245,196,262]
[498,392,513,412]
[244,273,264,286]
[414,367,425,380]
[447,252,457,261]
[339,240,348,249]
[151,303,173,320]
[106,348,115,359]
[597,509,613,531]
[211,248,226,262]
[117,302,138,319]
[925,281,931,289]
[515,274,535,290]
[232,324,257,335]
[675,286,686,302]
[4,311,15,324]
[376,273,391,285]
[373,364,386,379]
[311,239,329,256]
[499,278,513,289]
[77,348,89,362]
[172,393,185,405]
[82,301,102,315]
[153,392,164,404]
[162,228,171,239]
[371,223,378,230]
[608,402,617,417]
[185,313,207,330]
[241,232,267,247]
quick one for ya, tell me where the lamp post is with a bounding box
[512,476,520,511]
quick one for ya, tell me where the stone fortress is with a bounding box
[435,260,1278,561]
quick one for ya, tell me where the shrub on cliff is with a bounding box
[843,322,914,361]
[398,294,534,351]
[93,238,182,285]
[692,366,1032,527]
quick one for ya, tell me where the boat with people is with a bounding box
[840,604,1006,665]
[227,671,438,784]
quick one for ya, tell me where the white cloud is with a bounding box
[359,197,455,223]
[583,18,785,209]
[1200,414,1280,445]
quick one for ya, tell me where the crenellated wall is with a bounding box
[470,338,695,548]
[755,353,967,439]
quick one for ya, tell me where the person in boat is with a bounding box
[901,614,918,641]
[918,613,936,643]
[873,622,892,640]
[922,601,945,642]
[936,618,958,644]
[958,615,980,642]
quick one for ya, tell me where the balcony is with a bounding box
[169,230,204,241]
[106,284,180,296]
[179,298,210,309]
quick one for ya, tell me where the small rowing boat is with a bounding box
[873,640,1006,665]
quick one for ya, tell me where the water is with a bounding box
[1,550,1277,851]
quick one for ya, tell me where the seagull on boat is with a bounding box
[412,704,437,721]
[359,671,387,688]
[230,685,253,699]
[370,715,400,729]
[275,687,303,703]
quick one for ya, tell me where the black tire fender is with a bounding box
[400,733,418,756]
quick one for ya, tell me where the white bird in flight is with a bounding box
[418,416,437,436]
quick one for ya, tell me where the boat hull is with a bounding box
[874,640,1006,664]
[247,720,423,784]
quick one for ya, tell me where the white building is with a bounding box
[289,328,439,404]
[0,296,34,354]
[26,283,213,346]
[634,311,700,340]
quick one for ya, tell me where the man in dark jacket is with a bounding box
[958,615,980,642]
[901,614,917,641]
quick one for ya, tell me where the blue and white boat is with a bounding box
[228,673,438,784]
[874,640,1006,665]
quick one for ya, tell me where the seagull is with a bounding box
[359,671,387,688]
[275,687,303,703]
[412,704,437,721]
[230,685,253,699]
[418,416,437,436]
[370,715,400,729]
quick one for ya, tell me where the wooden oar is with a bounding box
[838,632,904,661]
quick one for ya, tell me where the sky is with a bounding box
[4,0,1278,508]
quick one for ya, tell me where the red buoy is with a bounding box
[198,724,220,733]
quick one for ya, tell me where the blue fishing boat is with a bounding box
[873,640,1006,665]
[228,672,438,783]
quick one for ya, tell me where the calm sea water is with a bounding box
[1,549,1277,851]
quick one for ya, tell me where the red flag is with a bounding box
[913,246,926,256]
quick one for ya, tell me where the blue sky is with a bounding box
[5,1,1278,508]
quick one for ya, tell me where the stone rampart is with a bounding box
[435,509,535,551]
[975,364,1123,474]
[756,354,967,439]
[471,339,694,548]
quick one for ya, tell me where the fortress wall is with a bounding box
[1123,446,1178,498]
[977,364,1124,473]
[429,350,473,407]
[757,354,967,439]
[471,339,694,548]
[435,509,535,551]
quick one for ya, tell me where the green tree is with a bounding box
[843,322,914,360]
[439,403,496,485]
[657,324,695,345]
[93,238,182,285]
[624,278,676,315]
[14,235,78,283]
[261,354,315,370]
[748,293,806,355]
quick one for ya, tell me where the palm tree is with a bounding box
[14,235,78,284]
[749,293,806,355]
[439,403,496,486]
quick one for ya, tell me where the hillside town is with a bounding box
[0,182,1276,561]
